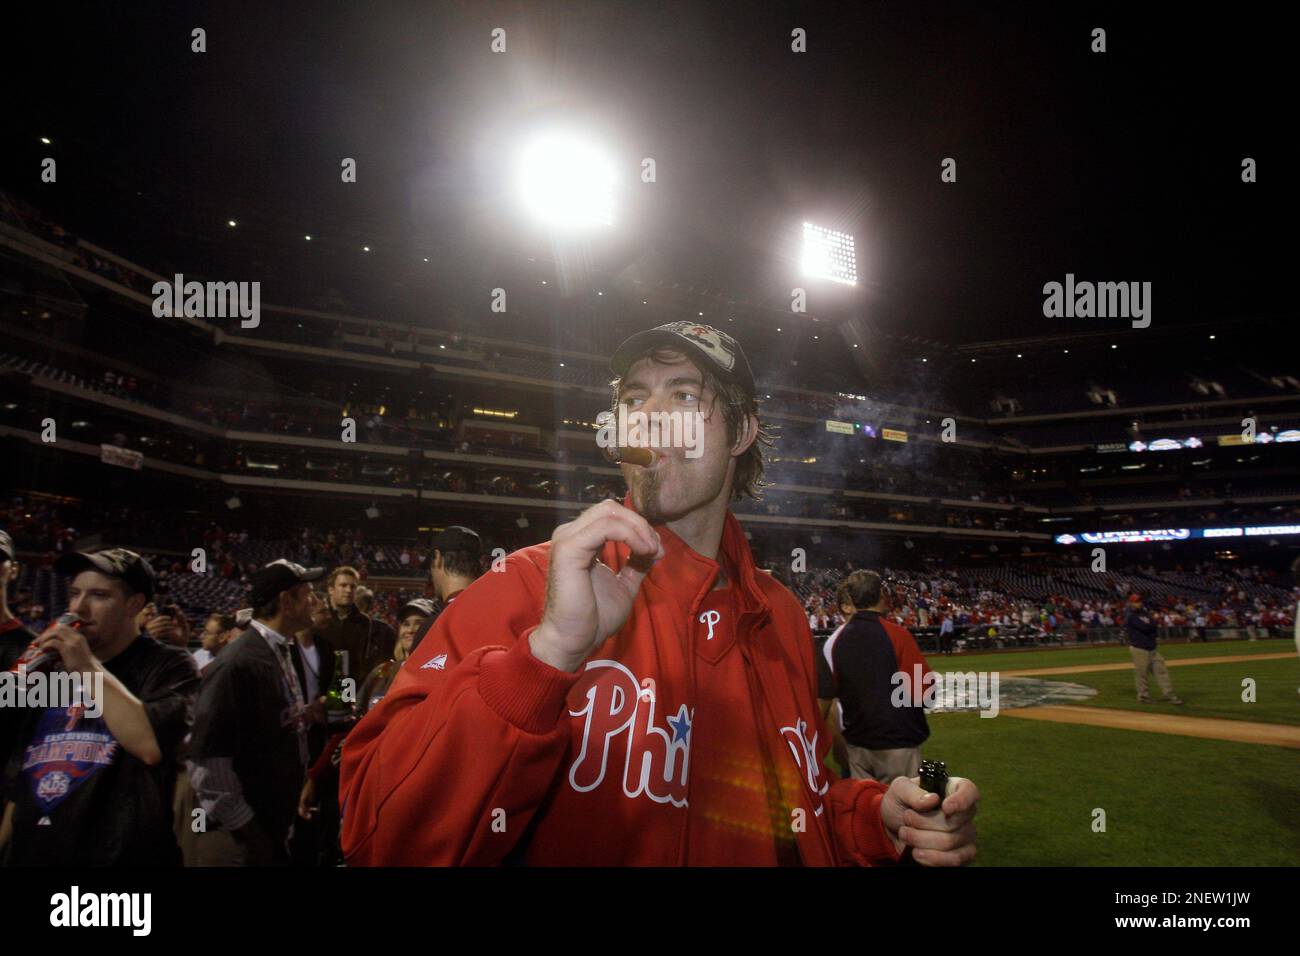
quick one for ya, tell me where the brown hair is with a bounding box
[327,566,360,587]
[610,346,775,500]
[209,611,238,631]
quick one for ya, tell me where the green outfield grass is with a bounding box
[826,636,1300,864]
[1064,658,1300,726]
[931,637,1294,675]
[920,711,1300,866]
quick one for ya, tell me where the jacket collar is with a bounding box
[611,494,772,623]
[248,617,291,649]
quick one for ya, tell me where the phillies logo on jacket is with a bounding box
[780,716,829,815]
[567,660,691,807]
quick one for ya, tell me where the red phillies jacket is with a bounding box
[339,501,904,866]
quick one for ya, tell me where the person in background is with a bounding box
[820,570,933,784]
[188,560,324,865]
[411,526,483,654]
[174,613,238,864]
[317,567,394,679]
[939,613,955,657]
[297,596,441,860]
[288,589,336,868]
[291,591,335,756]
[0,531,37,672]
[0,531,40,766]
[1,549,199,865]
[137,598,192,650]
[353,582,397,671]
[359,598,436,713]
[192,612,238,673]
[1124,593,1184,705]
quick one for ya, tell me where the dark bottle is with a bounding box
[919,759,949,798]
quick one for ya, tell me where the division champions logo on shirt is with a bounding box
[22,704,119,814]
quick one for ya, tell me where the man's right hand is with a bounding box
[529,499,665,673]
[298,778,319,821]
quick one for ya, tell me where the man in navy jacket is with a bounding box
[1124,594,1183,705]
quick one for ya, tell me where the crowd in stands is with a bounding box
[15,543,1292,656]
[7,493,1297,644]
[11,341,1297,537]
[0,194,149,293]
[792,559,1296,644]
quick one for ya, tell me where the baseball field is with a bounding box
[870,638,1299,866]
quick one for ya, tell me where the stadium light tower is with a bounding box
[801,222,857,286]
[517,132,616,231]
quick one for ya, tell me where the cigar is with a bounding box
[612,445,655,467]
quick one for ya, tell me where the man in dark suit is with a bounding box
[317,566,394,680]
[288,592,338,866]
[188,560,324,865]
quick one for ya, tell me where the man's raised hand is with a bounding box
[529,500,665,672]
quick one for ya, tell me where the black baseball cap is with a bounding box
[398,597,438,621]
[611,321,755,395]
[421,526,482,571]
[247,559,325,609]
[434,526,482,554]
[0,530,14,562]
[54,548,157,600]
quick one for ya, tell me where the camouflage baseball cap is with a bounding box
[54,548,157,600]
[398,597,438,621]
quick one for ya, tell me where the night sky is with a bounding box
[5,2,1292,382]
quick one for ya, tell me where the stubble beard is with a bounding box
[629,459,730,525]
[629,467,669,523]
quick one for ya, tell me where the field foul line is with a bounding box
[993,651,1296,678]
[1000,705,1300,748]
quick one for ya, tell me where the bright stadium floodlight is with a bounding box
[801,222,857,286]
[517,132,616,230]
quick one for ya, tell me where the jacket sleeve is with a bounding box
[338,552,583,865]
[827,776,904,866]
